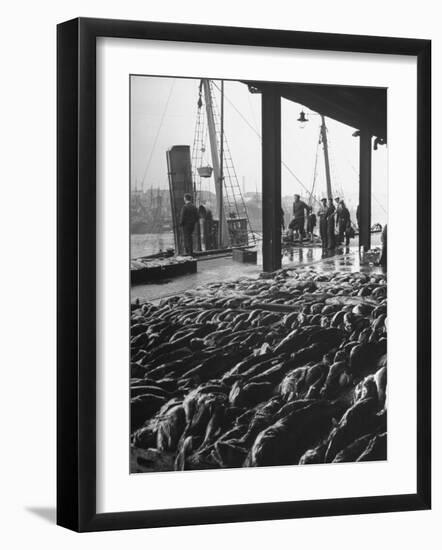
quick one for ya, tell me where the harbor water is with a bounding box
[131,230,381,259]
[131,232,175,258]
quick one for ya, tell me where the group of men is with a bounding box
[288,194,353,249]
[179,194,216,255]
[180,192,355,256]
[179,193,200,255]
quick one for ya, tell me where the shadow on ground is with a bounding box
[26,506,56,524]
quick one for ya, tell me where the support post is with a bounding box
[202,79,228,248]
[261,90,281,272]
[320,115,333,200]
[219,80,224,250]
[359,129,372,251]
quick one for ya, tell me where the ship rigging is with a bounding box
[191,79,257,250]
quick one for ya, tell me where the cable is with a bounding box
[309,131,321,205]
[345,158,387,215]
[211,81,318,203]
[141,79,175,188]
[373,193,388,215]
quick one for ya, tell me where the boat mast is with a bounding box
[202,79,228,248]
[320,114,333,200]
[219,80,225,249]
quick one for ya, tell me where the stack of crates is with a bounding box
[232,248,257,264]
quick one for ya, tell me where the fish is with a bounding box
[246,400,347,467]
[131,323,148,337]
[130,393,167,432]
[130,268,389,472]
[299,441,328,464]
[130,385,173,399]
[348,342,382,379]
[156,404,186,452]
[332,434,373,463]
[248,362,287,389]
[131,425,157,449]
[130,332,150,349]
[324,397,379,462]
[374,366,387,409]
[212,440,248,468]
[131,362,148,379]
[229,381,274,408]
[356,432,387,462]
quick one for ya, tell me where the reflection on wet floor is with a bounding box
[282,245,383,274]
[319,248,383,274]
[131,242,384,303]
[132,254,260,303]
[280,245,353,267]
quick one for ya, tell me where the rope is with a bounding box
[345,158,388,215]
[308,130,322,205]
[141,79,175,188]
[211,82,318,204]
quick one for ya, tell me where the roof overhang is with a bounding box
[244,81,387,141]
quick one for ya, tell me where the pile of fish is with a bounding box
[130,267,387,472]
[362,248,382,264]
[131,255,195,271]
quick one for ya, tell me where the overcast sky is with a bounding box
[130,76,387,223]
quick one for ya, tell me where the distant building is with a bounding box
[130,188,173,234]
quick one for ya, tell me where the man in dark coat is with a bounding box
[334,197,342,244]
[289,194,308,241]
[306,206,316,242]
[336,199,351,245]
[317,198,328,248]
[326,198,336,249]
[199,200,214,250]
[379,224,387,270]
[180,193,199,255]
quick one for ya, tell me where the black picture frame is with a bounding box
[57,17,431,532]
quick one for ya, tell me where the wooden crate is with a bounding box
[232,248,257,264]
[131,258,197,285]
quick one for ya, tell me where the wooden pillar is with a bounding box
[203,79,229,248]
[320,115,332,200]
[261,90,281,272]
[359,130,372,251]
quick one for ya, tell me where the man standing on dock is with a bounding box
[318,198,328,248]
[335,198,350,245]
[379,223,387,270]
[326,197,336,249]
[180,193,199,256]
[199,200,214,251]
[306,206,316,243]
[289,194,308,241]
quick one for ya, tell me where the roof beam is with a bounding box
[245,81,387,139]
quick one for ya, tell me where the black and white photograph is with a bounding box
[129,75,388,473]
[0,0,435,540]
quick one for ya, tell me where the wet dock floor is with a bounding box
[131,240,384,303]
